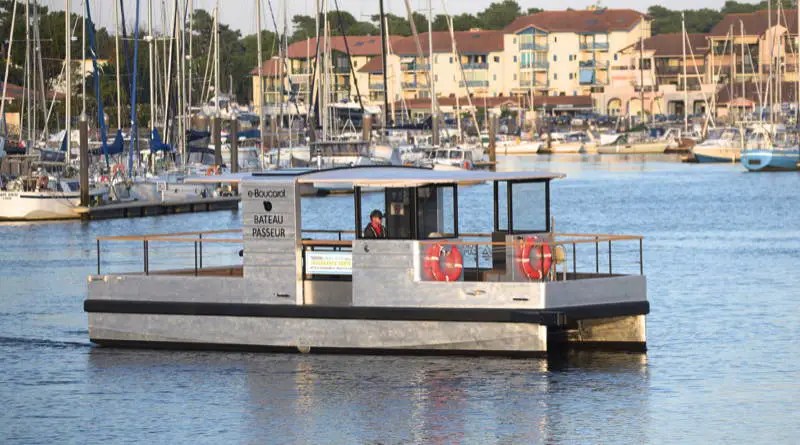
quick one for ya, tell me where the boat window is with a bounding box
[417,185,457,239]
[449,151,462,159]
[354,184,458,240]
[510,180,548,233]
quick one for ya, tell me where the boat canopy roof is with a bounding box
[186,166,565,187]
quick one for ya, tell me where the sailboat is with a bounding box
[0,0,108,220]
[741,1,800,171]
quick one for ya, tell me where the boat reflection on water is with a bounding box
[86,349,647,442]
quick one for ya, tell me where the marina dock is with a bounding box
[75,196,240,220]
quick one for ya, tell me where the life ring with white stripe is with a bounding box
[423,243,463,282]
[517,236,552,280]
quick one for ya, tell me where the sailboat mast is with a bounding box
[65,0,72,164]
[378,0,389,131]
[639,16,645,125]
[214,2,220,116]
[114,0,122,129]
[741,20,745,121]
[148,0,155,131]
[24,0,31,143]
[255,0,265,168]
[81,0,86,118]
[681,12,688,133]
[428,0,435,133]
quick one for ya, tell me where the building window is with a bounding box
[449,56,453,63]
[614,54,618,61]
[554,36,557,43]
[513,55,517,62]
[435,74,438,81]
[493,74,497,80]
[514,74,517,80]
[494,56,500,63]
[513,38,517,44]
[554,73,558,80]
[569,73,573,80]
[553,55,557,62]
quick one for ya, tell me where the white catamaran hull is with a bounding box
[0,191,82,220]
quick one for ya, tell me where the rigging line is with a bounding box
[331,0,365,114]
[265,0,304,125]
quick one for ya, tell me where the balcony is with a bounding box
[402,81,424,89]
[463,63,489,70]
[519,79,547,88]
[459,80,489,88]
[580,42,610,51]
[369,83,385,91]
[401,63,430,72]
[520,42,548,51]
[521,60,549,70]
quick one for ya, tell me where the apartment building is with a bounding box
[599,33,715,117]
[708,9,799,86]
[504,8,650,98]
[250,35,399,115]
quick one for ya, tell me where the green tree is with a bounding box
[476,0,523,30]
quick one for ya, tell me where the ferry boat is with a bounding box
[84,166,648,356]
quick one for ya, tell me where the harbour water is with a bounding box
[2,155,799,443]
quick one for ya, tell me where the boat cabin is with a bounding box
[86,166,648,355]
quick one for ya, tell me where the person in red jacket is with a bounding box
[363,209,387,239]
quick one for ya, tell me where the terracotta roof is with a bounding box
[505,8,646,34]
[391,30,504,56]
[0,82,63,100]
[359,56,384,74]
[250,57,283,77]
[710,9,798,37]
[394,95,592,109]
[286,35,403,59]
[632,33,709,57]
[716,81,800,105]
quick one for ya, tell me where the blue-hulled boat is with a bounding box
[741,126,800,171]
[741,148,800,171]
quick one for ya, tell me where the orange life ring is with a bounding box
[423,243,463,282]
[462,160,472,170]
[517,236,552,280]
[205,165,220,176]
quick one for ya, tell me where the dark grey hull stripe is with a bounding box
[84,300,648,326]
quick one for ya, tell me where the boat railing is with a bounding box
[418,232,643,282]
[94,229,243,277]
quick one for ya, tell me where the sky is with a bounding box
[38,0,758,36]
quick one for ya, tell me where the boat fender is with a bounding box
[423,243,463,282]
[517,236,552,280]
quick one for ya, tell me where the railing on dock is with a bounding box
[419,232,643,282]
[95,229,243,276]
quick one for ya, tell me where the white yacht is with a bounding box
[0,172,107,220]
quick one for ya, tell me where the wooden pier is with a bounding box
[75,196,240,220]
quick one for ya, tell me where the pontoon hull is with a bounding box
[86,311,549,356]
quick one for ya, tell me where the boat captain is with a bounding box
[363,209,387,239]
